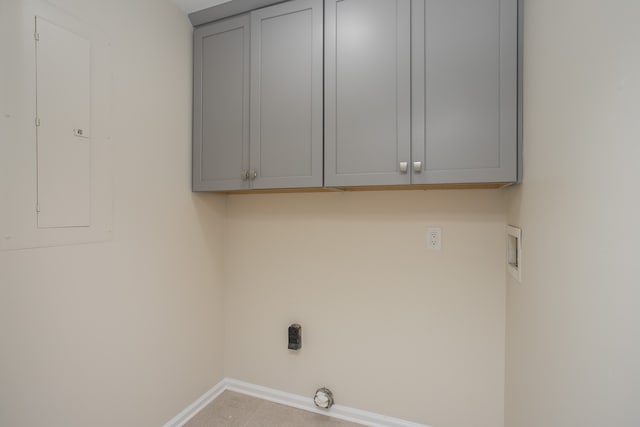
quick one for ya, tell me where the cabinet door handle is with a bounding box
[413,161,423,173]
[250,170,257,180]
[399,162,408,173]
[241,170,249,180]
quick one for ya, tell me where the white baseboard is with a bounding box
[164,377,429,427]
[162,379,226,427]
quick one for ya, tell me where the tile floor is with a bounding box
[184,391,364,427]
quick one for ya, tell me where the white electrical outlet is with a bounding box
[427,227,442,251]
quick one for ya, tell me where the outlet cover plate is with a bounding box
[427,227,442,251]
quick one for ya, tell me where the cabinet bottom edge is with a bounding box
[204,182,515,194]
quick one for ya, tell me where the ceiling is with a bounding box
[172,0,231,14]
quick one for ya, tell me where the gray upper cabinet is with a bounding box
[250,0,323,189]
[324,0,412,187]
[411,0,518,184]
[325,0,518,188]
[193,14,250,192]
[193,0,322,192]
[193,0,519,192]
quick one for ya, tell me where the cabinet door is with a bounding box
[325,0,411,187]
[411,0,518,184]
[249,0,323,189]
[193,15,250,191]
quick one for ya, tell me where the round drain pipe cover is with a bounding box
[313,387,334,409]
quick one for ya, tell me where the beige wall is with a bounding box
[10,0,638,426]
[506,1,640,426]
[0,0,226,426]
[0,1,510,426]
[224,190,507,427]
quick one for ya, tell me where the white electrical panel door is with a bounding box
[35,17,91,228]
